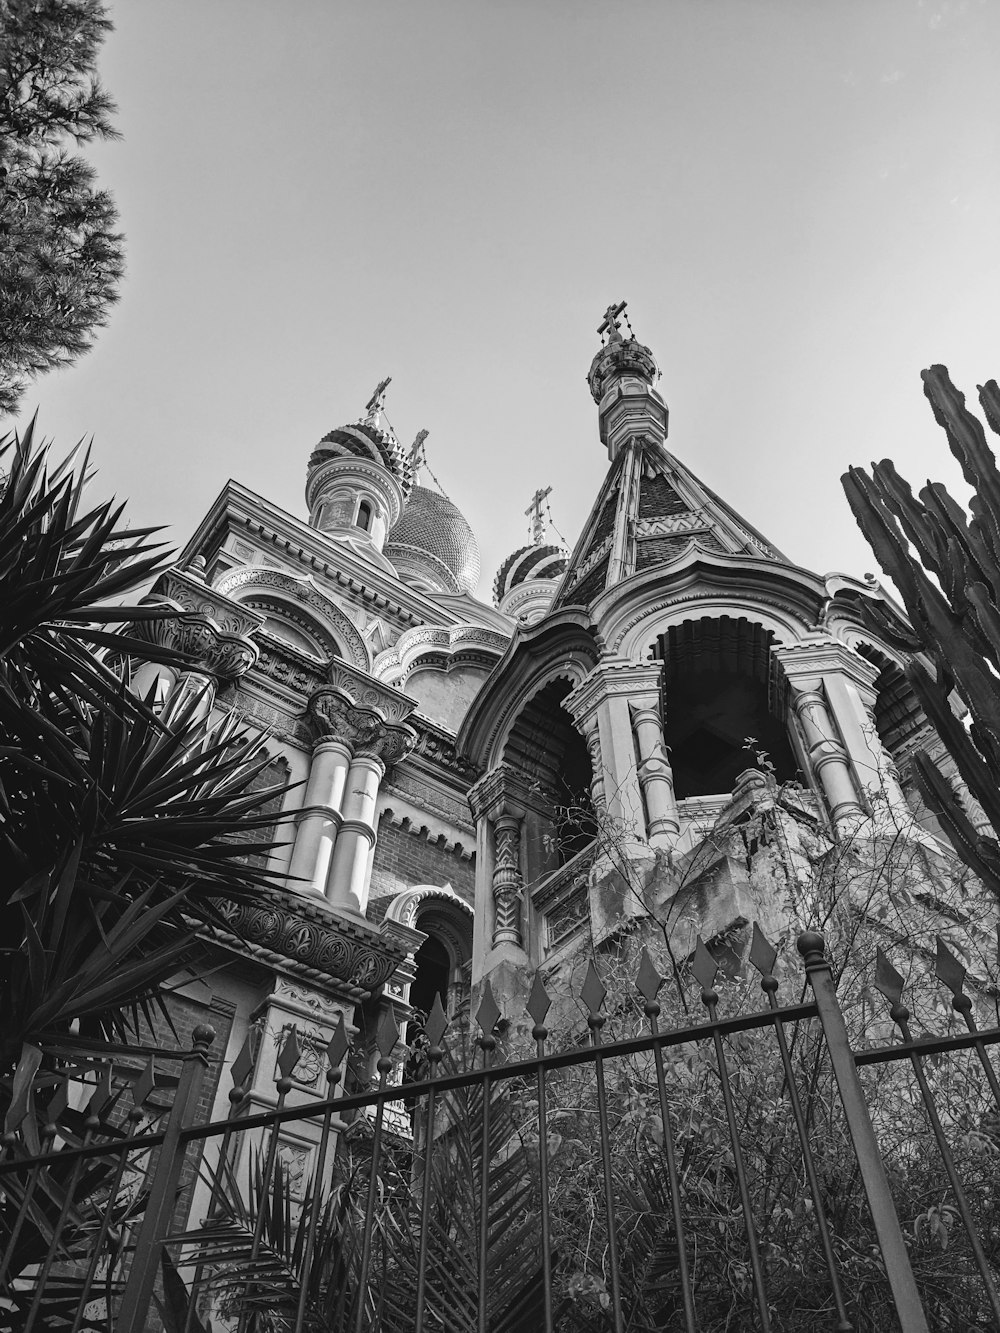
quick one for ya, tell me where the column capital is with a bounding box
[306,687,415,770]
[467,762,527,823]
[563,656,664,726]
[131,568,264,682]
[774,636,880,692]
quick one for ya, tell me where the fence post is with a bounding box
[797,933,929,1333]
[117,1025,215,1333]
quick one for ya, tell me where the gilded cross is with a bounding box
[364,376,392,421]
[597,301,627,344]
[409,428,429,470]
[525,486,552,545]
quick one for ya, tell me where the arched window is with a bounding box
[356,499,373,532]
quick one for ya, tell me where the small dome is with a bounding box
[587,336,659,404]
[309,423,414,500]
[494,543,568,605]
[386,485,481,595]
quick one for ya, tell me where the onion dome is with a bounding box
[493,542,568,624]
[309,421,414,501]
[385,484,481,596]
[587,331,659,403]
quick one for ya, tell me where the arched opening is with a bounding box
[854,643,924,759]
[409,935,450,1018]
[503,677,596,867]
[651,616,799,799]
[356,499,373,532]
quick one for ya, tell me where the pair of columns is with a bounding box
[287,688,416,916]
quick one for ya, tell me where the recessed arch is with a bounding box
[212,566,370,669]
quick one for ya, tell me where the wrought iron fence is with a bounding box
[3,929,1000,1331]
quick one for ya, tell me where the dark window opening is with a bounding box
[652,617,799,799]
[357,499,373,532]
[409,935,450,1022]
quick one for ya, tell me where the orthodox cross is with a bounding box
[364,376,392,423]
[409,428,429,471]
[525,485,552,545]
[597,301,627,344]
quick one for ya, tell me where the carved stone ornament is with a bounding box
[306,687,417,768]
[491,814,523,948]
[214,882,409,990]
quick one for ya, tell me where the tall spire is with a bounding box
[586,300,667,462]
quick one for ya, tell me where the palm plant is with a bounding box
[0,420,290,1318]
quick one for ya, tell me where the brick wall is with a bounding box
[369,815,475,906]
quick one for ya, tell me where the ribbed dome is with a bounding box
[493,543,568,605]
[386,485,481,595]
[309,423,414,500]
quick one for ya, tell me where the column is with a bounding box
[491,813,524,948]
[286,738,352,895]
[326,722,415,916]
[788,680,864,828]
[629,701,680,845]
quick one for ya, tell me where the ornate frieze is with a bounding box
[212,567,371,669]
[214,883,408,990]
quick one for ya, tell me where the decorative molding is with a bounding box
[133,568,264,681]
[609,591,810,655]
[378,808,475,860]
[634,512,708,538]
[212,566,370,669]
[383,883,473,932]
[214,883,408,990]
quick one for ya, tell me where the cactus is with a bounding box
[843,366,1000,894]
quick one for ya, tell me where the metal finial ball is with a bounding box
[796,931,826,961]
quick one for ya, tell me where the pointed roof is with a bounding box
[553,437,787,610]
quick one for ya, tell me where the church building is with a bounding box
[133,306,954,1144]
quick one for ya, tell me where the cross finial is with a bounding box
[409,429,429,470]
[364,376,392,425]
[598,301,627,344]
[524,486,552,545]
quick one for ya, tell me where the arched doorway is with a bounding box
[650,616,799,798]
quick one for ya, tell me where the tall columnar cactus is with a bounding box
[843,366,1000,895]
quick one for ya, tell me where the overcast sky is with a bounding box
[11,0,1000,598]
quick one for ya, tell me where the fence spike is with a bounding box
[45,1078,69,1127]
[87,1063,114,1121]
[276,1026,301,1081]
[132,1058,157,1110]
[635,947,664,1004]
[424,993,449,1048]
[874,948,905,1007]
[749,922,778,978]
[230,1031,256,1090]
[326,1013,350,1069]
[376,1007,399,1058]
[691,937,719,991]
[935,937,967,997]
[476,980,501,1038]
[526,971,552,1026]
[581,959,607,1016]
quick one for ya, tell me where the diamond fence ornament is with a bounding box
[691,937,719,992]
[230,1033,256,1090]
[936,937,967,998]
[377,1007,399,1060]
[424,993,449,1048]
[581,960,607,1016]
[276,1026,301,1082]
[748,922,778,978]
[476,981,501,1038]
[526,972,552,1027]
[326,1014,350,1069]
[874,949,905,1008]
[45,1079,69,1126]
[132,1059,157,1110]
[635,948,663,1005]
[87,1064,114,1121]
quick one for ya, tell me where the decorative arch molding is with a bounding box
[384,883,473,934]
[243,593,342,660]
[479,655,596,773]
[612,592,811,661]
[372,623,510,686]
[212,566,370,669]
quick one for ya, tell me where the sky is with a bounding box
[12,0,1000,598]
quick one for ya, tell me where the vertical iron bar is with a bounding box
[352,1055,393,1333]
[0,1123,59,1291]
[700,992,772,1331]
[533,1021,554,1333]
[758,974,852,1331]
[888,1003,1000,1321]
[413,1040,444,1333]
[293,1058,345,1333]
[798,933,930,1333]
[477,1035,494,1333]
[588,1013,625,1331]
[644,1006,698,1333]
[116,1026,215,1333]
[949,988,1000,1110]
[23,1070,112,1333]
